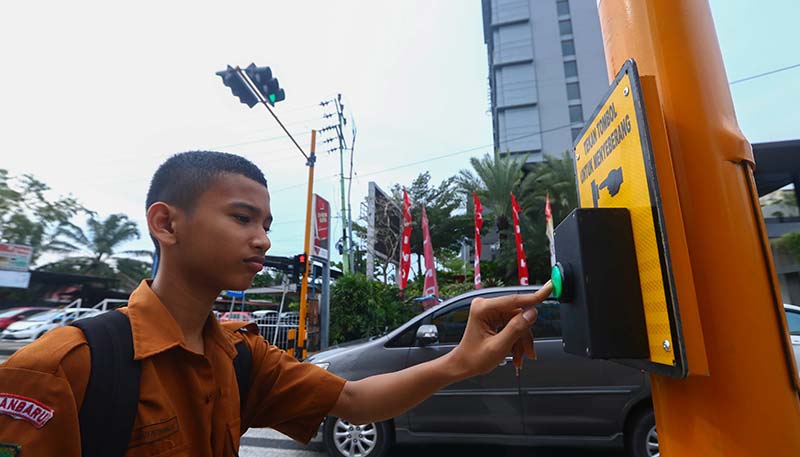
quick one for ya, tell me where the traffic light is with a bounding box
[215,65,258,108]
[293,253,307,284]
[244,63,286,106]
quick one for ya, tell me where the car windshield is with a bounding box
[27,310,60,322]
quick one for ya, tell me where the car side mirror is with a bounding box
[416,324,439,346]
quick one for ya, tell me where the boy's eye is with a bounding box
[234,215,250,224]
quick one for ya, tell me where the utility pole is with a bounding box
[321,94,352,274]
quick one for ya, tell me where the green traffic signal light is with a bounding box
[268,93,276,104]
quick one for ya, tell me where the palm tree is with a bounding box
[519,150,578,226]
[457,149,530,232]
[41,213,152,289]
[515,150,578,282]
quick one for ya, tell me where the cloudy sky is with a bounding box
[1,0,798,263]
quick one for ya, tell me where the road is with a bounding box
[239,428,625,457]
[0,340,25,363]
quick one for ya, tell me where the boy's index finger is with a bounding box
[482,282,554,311]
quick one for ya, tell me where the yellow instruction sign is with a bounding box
[573,60,677,368]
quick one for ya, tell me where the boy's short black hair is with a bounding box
[146,151,268,252]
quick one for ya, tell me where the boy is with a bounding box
[0,151,550,456]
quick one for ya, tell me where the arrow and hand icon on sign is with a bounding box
[591,167,624,208]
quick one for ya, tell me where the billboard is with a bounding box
[312,194,331,259]
[0,243,33,272]
[367,182,402,263]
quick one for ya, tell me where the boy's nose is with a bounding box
[252,232,270,252]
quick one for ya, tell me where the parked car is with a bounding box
[219,311,254,323]
[307,286,657,457]
[784,304,800,368]
[0,308,102,341]
[252,310,278,321]
[0,307,49,331]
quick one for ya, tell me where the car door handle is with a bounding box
[498,356,514,367]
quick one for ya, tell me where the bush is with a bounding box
[774,231,800,261]
[330,275,416,345]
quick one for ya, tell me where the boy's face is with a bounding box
[173,173,272,292]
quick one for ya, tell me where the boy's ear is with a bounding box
[147,202,179,249]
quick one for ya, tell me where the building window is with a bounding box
[569,105,583,123]
[571,127,583,140]
[561,39,575,56]
[559,19,573,36]
[564,60,578,78]
[557,0,570,16]
[567,82,581,100]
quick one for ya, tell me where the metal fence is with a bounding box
[254,312,319,353]
[255,313,300,350]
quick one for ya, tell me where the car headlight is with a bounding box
[313,362,330,370]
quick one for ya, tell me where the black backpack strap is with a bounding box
[233,338,252,416]
[72,311,141,457]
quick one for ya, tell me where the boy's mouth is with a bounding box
[243,256,265,273]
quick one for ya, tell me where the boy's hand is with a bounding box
[448,282,553,378]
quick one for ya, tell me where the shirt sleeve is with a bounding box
[0,327,88,457]
[242,334,347,444]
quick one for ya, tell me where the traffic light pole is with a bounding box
[597,1,800,455]
[296,130,317,360]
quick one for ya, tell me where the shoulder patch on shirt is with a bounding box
[0,393,54,429]
[0,442,21,457]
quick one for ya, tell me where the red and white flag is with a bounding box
[511,193,529,286]
[421,207,439,308]
[545,193,556,267]
[473,192,483,289]
[399,188,412,290]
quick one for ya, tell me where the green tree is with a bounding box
[329,274,415,344]
[40,213,152,289]
[517,151,578,283]
[0,169,88,262]
[774,231,800,262]
[389,172,472,275]
[457,150,530,233]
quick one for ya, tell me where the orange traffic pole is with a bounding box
[297,130,316,360]
[597,1,800,455]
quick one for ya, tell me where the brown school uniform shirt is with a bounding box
[0,281,347,456]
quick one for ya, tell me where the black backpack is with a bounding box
[72,310,252,457]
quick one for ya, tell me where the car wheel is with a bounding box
[627,408,658,457]
[322,416,392,457]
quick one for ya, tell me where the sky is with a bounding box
[1,0,798,265]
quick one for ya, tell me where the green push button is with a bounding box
[551,265,563,299]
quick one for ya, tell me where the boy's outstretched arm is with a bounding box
[329,283,553,425]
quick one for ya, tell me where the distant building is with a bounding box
[481,0,608,163]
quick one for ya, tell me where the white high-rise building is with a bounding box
[482,0,609,163]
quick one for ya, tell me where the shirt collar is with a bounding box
[127,280,237,360]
